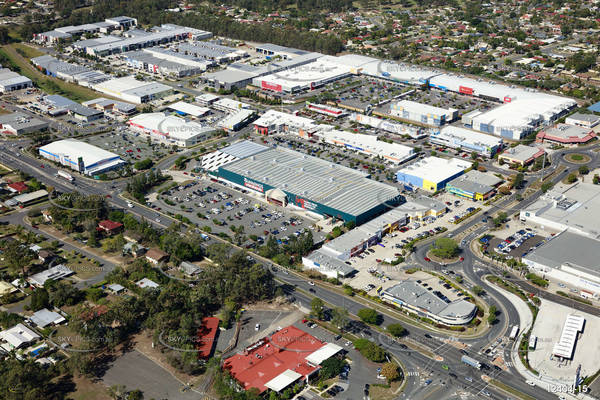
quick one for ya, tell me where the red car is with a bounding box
[105,194,112,198]
[394,253,402,257]
[424,257,431,262]
[376,259,382,263]
[459,257,464,261]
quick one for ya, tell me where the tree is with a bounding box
[567,173,578,184]
[430,238,459,259]
[311,297,325,320]
[353,338,386,362]
[2,239,34,275]
[541,181,554,193]
[579,165,589,175]
[381,362,400,383]
[30,288,50,311]
[487,305,498,324]
[493,212,508,227]
[331,307,349,330]
[357,308,381,325]
[387,323,406,337]
[319,357,345,380]
[512,172,524,189]
[472,286,484,296]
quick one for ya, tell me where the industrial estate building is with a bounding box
[0,112,49,135]
[93,76,172,104]
[127,113,215,147]
[320,129,415,164]
[524,231,600,298]
[39,139,125,176]
[122,48,212,77]
[390,100,457,126]
[166,101,210,118]
[536,123,596,144]
[34,16,138,44]
[498,144,545,166]
[430,126,503,158]
[380,280,477,325]
[396,156,471,192]
[31,55,110,88]
[445,170,502,201]
[204,140,401,224]
[82,98,137,116]
[0,68,32,92]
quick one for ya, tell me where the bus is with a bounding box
[529,335,537,350]
[509,326,520,340]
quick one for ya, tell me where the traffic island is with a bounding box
[564,153,591,164]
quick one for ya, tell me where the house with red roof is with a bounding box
[223,325,343,394]
[98,220,124,235]
[7,181,27,193]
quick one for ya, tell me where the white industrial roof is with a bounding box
[93,76,171,97]
[254,109,316,130]
[265,369,302,392]
[397,156,471,184]
[128,113,214,140]
[39,140,122,168]
[305,343,343,365]
[437,126,503,147]
[256,58,352,89]
[321,129,414,163]
[552,314,585,359]
[167,101,210,117]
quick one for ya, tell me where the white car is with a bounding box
[308,281,315,286]
[526,380,535,386]
[255,323,260,331]
[127,202,134,208]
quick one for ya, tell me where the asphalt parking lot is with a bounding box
[84,130,174,165]
[486,229,546,259]
[151,177,324,246]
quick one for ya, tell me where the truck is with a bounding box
[461,355,482,370]
[509,325,520,340]
[56,170,74,182]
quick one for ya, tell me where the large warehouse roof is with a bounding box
[397,156,471,184]
[320,129,414,164]
[524,231,600,276]
[521,182,600,239]
[39,139,123,169]
[128,113,214,140]
[219,142,400,217]
[437,126,503,148]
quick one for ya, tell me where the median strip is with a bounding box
[489,379,536,400]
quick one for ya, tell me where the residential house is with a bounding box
[97,220,124,235]
[145,248,169,264]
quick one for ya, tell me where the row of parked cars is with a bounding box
[496,229,537,255]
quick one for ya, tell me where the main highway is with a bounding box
[3,134,599,399]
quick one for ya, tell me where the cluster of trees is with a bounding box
[133,158,153,170]
[430,238,459,259]
[126,169,168,203]
[357,308,382,325]
[353,338,386,362]
[0,358,70,400]
[205,0,354,12]
[159,225,204,263]
[257,231,314,266]
[48,193,109,233]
